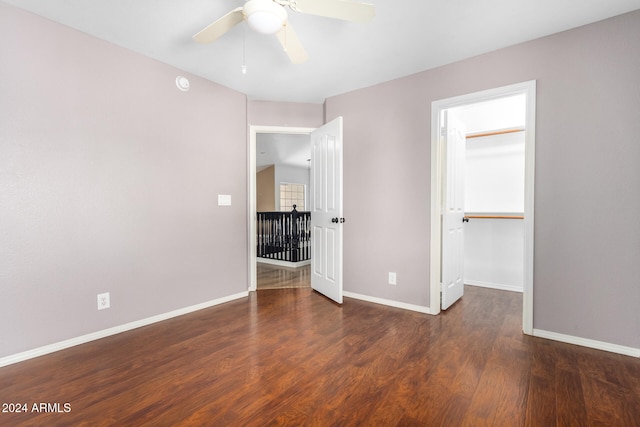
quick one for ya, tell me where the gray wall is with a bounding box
[248,100,324,128]
[0,4,248,357]
[325,10,640,349]
[2,1,638,359]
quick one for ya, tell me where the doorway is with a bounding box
[429,81,536,334]
[248,126,315,292]
[249,120,345,303]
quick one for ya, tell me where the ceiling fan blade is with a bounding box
[291,0,374,23]
[276,23,309,64]
[193,7,245,44]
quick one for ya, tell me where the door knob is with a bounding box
[462,217,469,223]
[340,218,345,223]
[331,217,339,223]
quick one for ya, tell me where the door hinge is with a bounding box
[439,282,443,293]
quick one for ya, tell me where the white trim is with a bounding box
[0,291,249,368]
[533,329,640,358]
[429,103,443,315]
[248,125,316,292]
[257,258,311,268]
[465,281,523,293]
[522,84,536,335]
[344,291,433,314]
[430,80,536,335]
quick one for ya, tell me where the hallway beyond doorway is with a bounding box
[257,263,311,290]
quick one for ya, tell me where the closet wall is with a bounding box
[464,131,525,292]
[452,95,526,292]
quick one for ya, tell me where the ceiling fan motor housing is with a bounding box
[244,0,288,34]
[193,0,374,64]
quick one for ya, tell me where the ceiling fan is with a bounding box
[192,0,375,64]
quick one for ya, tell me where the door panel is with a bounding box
[441,110,466,310]
[310,117,343,304]
[313,226,323,275]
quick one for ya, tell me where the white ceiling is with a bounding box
[4,0,640,103]
[257,133,310,170]
[453,94,526,134]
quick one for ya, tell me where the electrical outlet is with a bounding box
[97,292,110,310]
[388,272,397,285]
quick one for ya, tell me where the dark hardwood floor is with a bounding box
[2,286,639,426]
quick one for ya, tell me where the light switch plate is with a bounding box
[218,194,232,206]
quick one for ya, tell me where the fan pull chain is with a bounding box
[283,23,288,52]
[241,25,247,74]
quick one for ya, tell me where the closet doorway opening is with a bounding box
[430,81,536,334]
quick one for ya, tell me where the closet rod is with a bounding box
[466,127,525,139]
[465,215,524,220]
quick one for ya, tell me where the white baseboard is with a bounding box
[0,291,249,368]
[257,258,311,268]
[465,280,523,293]
[533,328,640,358]
[343,291,433,315]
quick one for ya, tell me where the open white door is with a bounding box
[310,117,343,304]
[441,110,466,310]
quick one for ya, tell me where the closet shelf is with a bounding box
[464,214,524,220]
[466,127,525,139]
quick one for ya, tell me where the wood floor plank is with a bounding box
[556,368,589,427]
[2,279,640,426]
[524,373,557,427]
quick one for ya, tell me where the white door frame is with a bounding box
[429,81,536,334]
[248,125,316,291]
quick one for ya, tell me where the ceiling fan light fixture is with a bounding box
[244,0,287,34]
